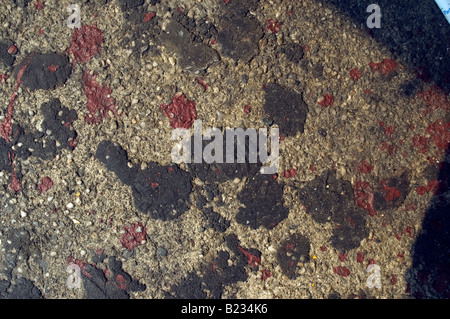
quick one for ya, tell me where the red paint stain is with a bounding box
[369,58,398,75]
[353,181,376,216]
[378,121,394,136]
[380,141,398,155]
[338,252,347,262]
[261,269,271,281]
[404,202,417,211]
[426,119,450,150]
[120,222,147,250]
[7,45,17,55]
[67,24,104,64]
[282,169,297,178]
[8,151,21,192]
[265,19,282,33]
[0,73,8,83]
[243,104,252,114]
[333,266,350,277]
[160,93,197,129]
[318,94,334,107]
[380,180,401,202]
[403,226,414,238]
[415,179,439,195]
[237,246,261,268]
[356,252,364,263]
[196,77,209,91]
[149,182,159,189]
[38,176,54,194]
[47,64,58,73]
[82,70,117,124]
[0,54,33,143]
[356,160,373,174]
[349,68,361,81]
[34,0,44,10]
[144,12,156,23]
[391,274,398,285]
[412,135,429,154]
[115,274,127,290]
[417,85,450,117]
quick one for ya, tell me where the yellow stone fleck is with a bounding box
[313,255,317,259]
[76,192,81,197]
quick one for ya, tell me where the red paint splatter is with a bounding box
[350,68,361,81]
[367,259,376,266]
[356,252,364,263]
[0,54,33,143]
[333,266,350,277]
[379,121,394,136]
[412,135,429,154]
[426,119,450,150]
[318,94,334,107]
[38,176,54,194]
[120,222,147,250]
[7,45,17,55]
[196,77,209,91]
[243,104,252,114]
[417,85,450,117]
[47,64,58,73]
[338,252,347,262]
[404,202,417,211]
[82,70,117,124]
[115,274,127,290]
[320,246,327,251]
[34,0,44,10]
[391,274,398,285]
[0,73,8,83]
[415,179,439,195]
[261,269,271,281]
[282,169,297,178]
[265,19,282,33]
[380,180,401,202]
[363,89,373,95]
[144,12,156,23]
[8,152,21,192]
[149,182,159,189]
[237,246,261,268]
[160,93,197,129]
[369,58,398,75]
[380,141,398,155]
[38,29,45,35]
[356,160,373,174]
[353,181,376,216]
[67,24,104,64]
[403,226,414,238]
[222,0,230,4]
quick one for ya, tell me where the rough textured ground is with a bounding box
[0,0,449,299]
